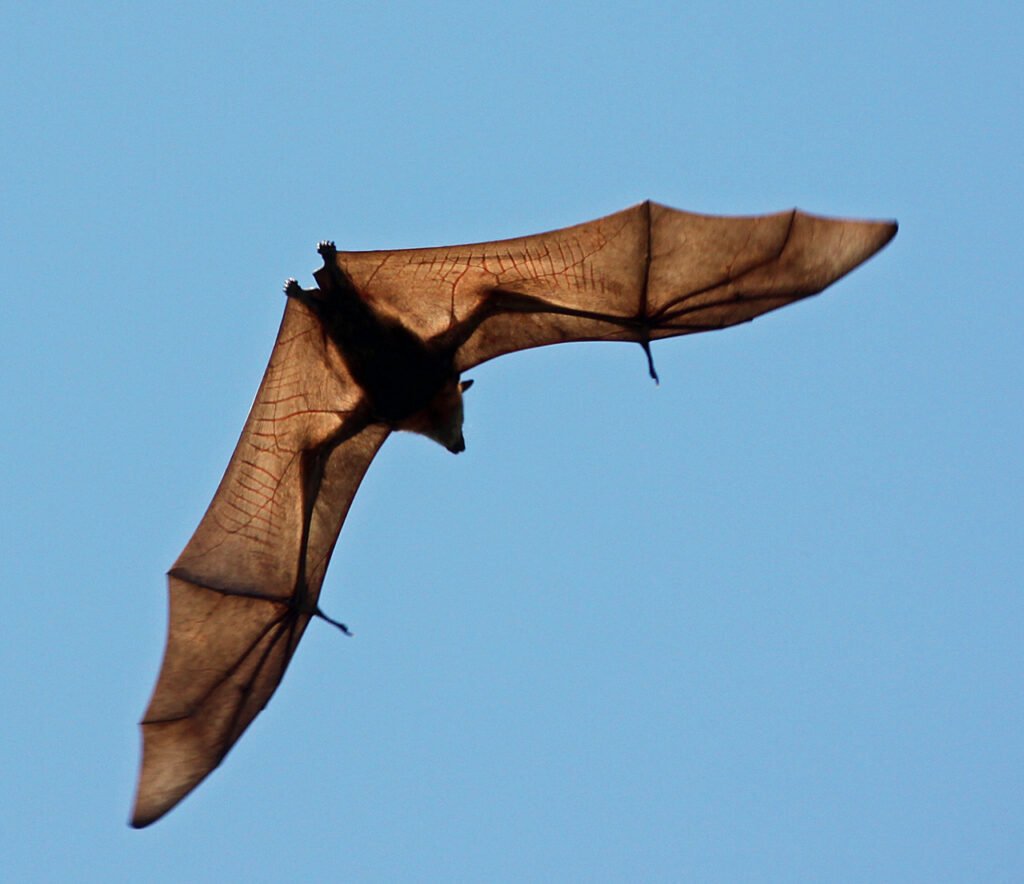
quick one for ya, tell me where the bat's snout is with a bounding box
[447,434,466,454]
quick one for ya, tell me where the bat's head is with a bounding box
[399,377,473,454]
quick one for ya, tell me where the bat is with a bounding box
[131,200,896,827]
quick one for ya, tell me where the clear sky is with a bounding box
[2,2,1021,881]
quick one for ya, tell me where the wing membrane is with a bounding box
[331,202,896,370]
[132,300,389,827]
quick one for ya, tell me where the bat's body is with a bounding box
[132,201,896,827]
[292,241,464,446]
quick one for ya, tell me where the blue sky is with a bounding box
[2,2,1021,880]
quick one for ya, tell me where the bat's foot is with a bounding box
[317,240,337,262]
[284,278,327,307]
[315,605,353,636]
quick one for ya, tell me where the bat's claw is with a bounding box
[283,278,301,298]
[317,240,337,261]
[315,605,352,636]
[640,338,660,385]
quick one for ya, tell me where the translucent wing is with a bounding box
[132,300,389,827]
[330,202,896,372]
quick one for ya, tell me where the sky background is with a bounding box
[2,2,1021,881]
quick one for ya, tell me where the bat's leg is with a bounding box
[283,277,325,310]
[316,240,350,293]
[317,240,337,262]
[314,240,375,318]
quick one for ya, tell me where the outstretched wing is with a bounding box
[330,201,897,372]
[132,299,390,828]
[134,201,895,826]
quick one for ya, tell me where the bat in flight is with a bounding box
[131,200,896,827]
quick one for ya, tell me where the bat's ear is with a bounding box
[460,379,474,393]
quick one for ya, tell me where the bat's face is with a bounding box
[396,377,469,453]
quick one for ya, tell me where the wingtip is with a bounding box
[863,217,899,260]
[129,773,197,829]
[130,774,182,827]
[805,213,899,283]
[130,717,217,831]
[129,810,155,829]
[129,788,169,829]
